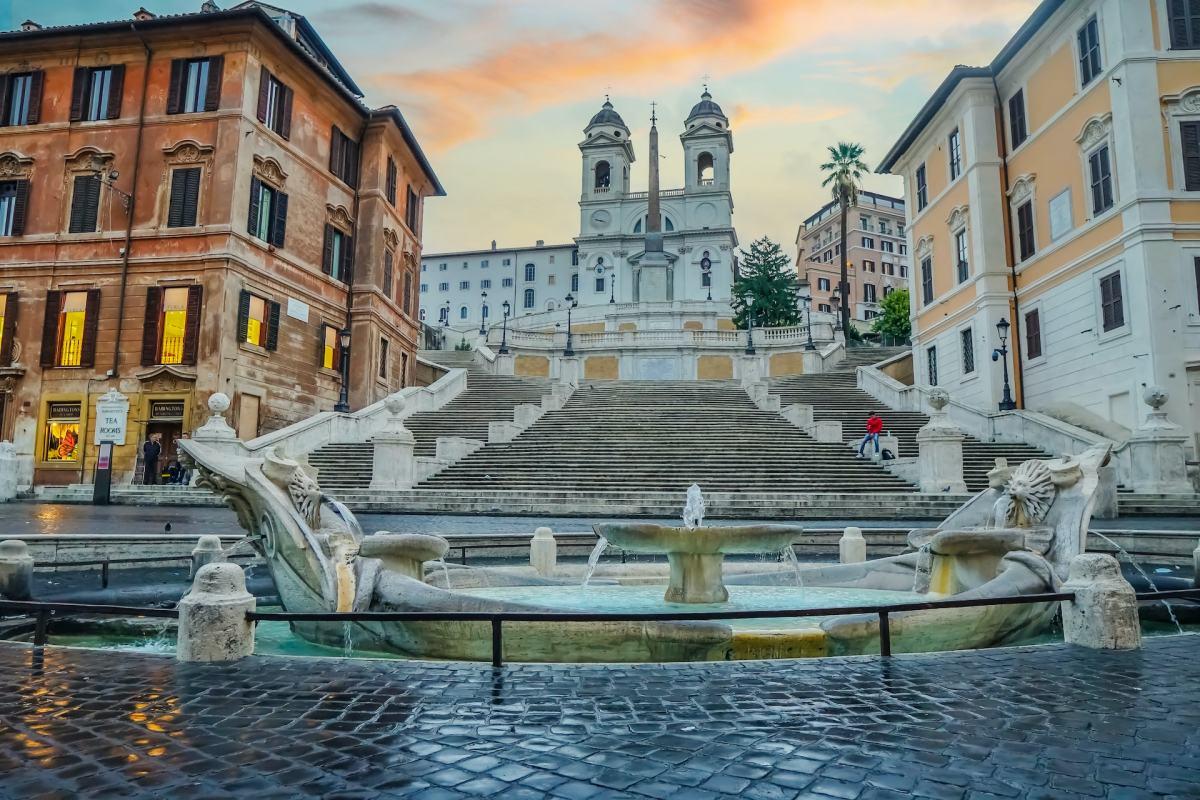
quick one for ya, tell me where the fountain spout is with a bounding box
[682,484,705,530]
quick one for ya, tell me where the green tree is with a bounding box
[871,287,911,343]
[730,236,802,329]
[819,142,869,339]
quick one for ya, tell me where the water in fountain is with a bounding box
[222,535,259,558]
[682,484,705,530]
[1092,531,1183,634]
[342,621,354,658]
[780,545,804,590]
[581,536,608,588]
[435,557,452,588]
[912,543,933,593]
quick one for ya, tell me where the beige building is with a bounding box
[795,191,909,328]
[879,0,1200,450]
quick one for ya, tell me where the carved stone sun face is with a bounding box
[995,459,1055,528]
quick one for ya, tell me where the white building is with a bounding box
[420,91,739,331]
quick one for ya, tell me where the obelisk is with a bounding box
[636,104,672,302]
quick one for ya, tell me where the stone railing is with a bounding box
[623,188,687,200]
[495,324,829,352]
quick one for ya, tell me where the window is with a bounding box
[571,273,579,292]
[41,290,99,368]
[44,402,82,463]
[167,56,222,114]
[0,292,14,367]
[256,67,293,138]
[954,229,969,283]
[524,264,536,282]
[481,259,489,268]
[438,282,449,291]
[420,283,428,293]
[523,288,535,308]
[403,272,412,314]
[1088,145,1114,215]
[383,249,394,297]
[322,225,354,282]
[881,240,894,253]
[861,236,875,249]
[916,163,928,211]
[697,152,714,184]
[594,160,610,189]
[502,278,514,288]
[572,250,579,266]
[237,290,279,350]
[1078,16,1102,86]
[248,177,288,247]
[385,157,398,205]
[818,303,831,313]
[459,281,470,290]
[882,262,894,276]
[883,286,894,297]
[68,174,102,233]
[141,286,198,366]
[405,186,419,232]
[0,71,43,126]
[1169,0,1200,48]
[899,243,907,255]
[592,276,603,293]
[926,346,938,386]
[329,127,360,187]
[547,275,556,286]
[948,128,962,180]
[549,255,556,264]
[859,216,871,231]
[167,167,201,228]
[438,306,448,324]
[503,258,511,266]
[863,283,877,303]
[438,263,447,271]
[1009,89,1028,148]
[462,262,468,269]
[920,257,933,305]
[960,329,975,374]
[459,306,468,320]
[900,264,908,278]
[1025,309,1042,360]
[1182,121,1200,191]
[481,279,491,290]
[0,180,29,236]
[482,304,489,320]
[71,66,123,121]
[378,338,389,379]
[818,278,831,291]
[863,260,875,272]
[320,325,338,370]
[1099,271,1124,332]
[1016,200,1035,261]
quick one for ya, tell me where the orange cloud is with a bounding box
[729,102,852,129]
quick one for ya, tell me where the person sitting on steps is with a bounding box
[857,413,883,459]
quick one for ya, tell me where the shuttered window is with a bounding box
[954,229,969,283]
[247,177,287,247]
[920,256,933,306]
[405,186,419,232]
[255,67,292,139]
[960,328,975,374]
[142,285,202,366]
[68,175,102,233]
[1168,0,1200,48]
[321,225,354,283]
[0,71,43,126]
[167,56,223,114]
[1016,200,1035,262]
[320,324,338,370]
[378,338,389,380]
[926,346,938,386]
[948,128,962,180]
[236,290,279,350]
[1099,271,1124,332]
[1088,144,1114,215]
[403,270,413,315]
[915,163,928,210]
[382,249,395,297]
[167,167,201,228]
[329,126,359,187]
[386,157,398,205]
[0,180,29,236]
[41,289,100,368]
[1181,121,1200,191]
[0,293,16,367]
[1009,89,1027,148]
[1025,309,1042,360]
[1077,16,1102,86]
[70,66,124,121]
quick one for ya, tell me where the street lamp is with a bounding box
[441,300,450,327]
[563,293,578,356]
[609,267,616,304]
[334,327,351,413]
[802,295,816,351]
[479,290,488,336]
[744,308,756,355]
[499,301,511,354]
[992,317,1017,411]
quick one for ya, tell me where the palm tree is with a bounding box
[820,142,868,340]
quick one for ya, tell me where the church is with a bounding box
[419,90,738,328]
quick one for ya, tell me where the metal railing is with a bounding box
[35,553,260,589]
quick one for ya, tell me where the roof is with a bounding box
[588,100,627,129]
[371,106,445,196]
[802,189,906,228]
[686,90,726,122]
[876,0,1065,173]
[231,2,362,96]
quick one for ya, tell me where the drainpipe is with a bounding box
[109,22,152,380]
[992,75,1026,409]
[344,117,369,406]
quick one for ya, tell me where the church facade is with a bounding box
[420,91,738,329]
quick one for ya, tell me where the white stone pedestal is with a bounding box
[0,443,18,502]
[530,527,557,576]
[0,539,33,600]
[1060,553,1140,650]
[739,355,763,387]
[557,357,581,388]
[917,389,966,493]
[177,562,256,663]
[371,395,416,490]
[839,527,866,563]
[1126,387,1192,494]
[495,352,514,376]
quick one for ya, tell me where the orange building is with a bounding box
[0,3,443,486]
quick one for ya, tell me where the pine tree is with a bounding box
[871,287,911,343]
[730,237,802,329]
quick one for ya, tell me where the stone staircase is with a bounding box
[416,380,917,494]
[769,346,1050,492]
[307,351,550,489]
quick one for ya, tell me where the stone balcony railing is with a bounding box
[492,322,835,352]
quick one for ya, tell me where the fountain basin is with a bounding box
[358,533,449,581]
[595,523,801,603]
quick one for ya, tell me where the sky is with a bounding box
[8,0,1040,255]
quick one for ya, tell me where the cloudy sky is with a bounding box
[9,0,1038,254]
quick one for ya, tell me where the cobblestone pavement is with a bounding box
[1,638,1199,799]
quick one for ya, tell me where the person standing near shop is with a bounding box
[142,433,162,485]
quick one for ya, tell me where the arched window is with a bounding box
[419,308,426,321]
[438,307,448,323]
[571,273,579,292]
[482,304,489,319]
[594,160,610,189]
[546,300,557,311]
[523,288,535,308]
[524,263,536,282]
[459,306,468,320]
[697,152,714,184]
[665,216,674,231]
[633,216,675,233]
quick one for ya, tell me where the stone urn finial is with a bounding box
[1136,384,1180,434]
[384,393,406,417]
[193,392,237,441]
[209,392,231,415]
[1143,385,1168,411]
[928,388,950,412]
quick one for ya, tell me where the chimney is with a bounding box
[491,240,497,251]
[535,240,544,247]
[20,20,42,31]
[133,7,156,20]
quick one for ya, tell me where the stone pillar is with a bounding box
[530,527,557,577]
[1060,553,1141,650]
[0,443,18,502]
[739,355,763,387]
[557,356,581,388]
[0,540,33,600]
[916,389,966,493]
[189,393,247,459]
[177,562,256,663]
[1126,386,1192,494]
[190,535,225,578]
[371,395,416,491]
[801,349,824,375]
[839,527,866,564]
[495,352,515,376]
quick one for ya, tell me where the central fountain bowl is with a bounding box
[595,523,801,604]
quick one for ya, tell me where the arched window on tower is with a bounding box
[594,160,610,190]
[633,215,675,234]
[697,152,714,185]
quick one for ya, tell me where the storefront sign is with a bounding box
[149,400,185,420]
[94,389,129,445]
[47,402,81,420]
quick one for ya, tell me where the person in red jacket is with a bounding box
[857,413,884,458]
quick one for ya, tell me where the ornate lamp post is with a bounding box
[609,266,616,304]
[701,254,713,302]
[499,300,511,354]
[334,327,351,413]
[744,308,756,355]
[441,300,450,327]
[802,295,816,351]
[992,317,1017,411]
[478,290,488,336]
[563,292,578,356]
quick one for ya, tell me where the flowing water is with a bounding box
[581,536,608,588]
[912,543,933,593]
[780,546,805,590]
[435,557,452,589]
[1091,531,1184,634]
[222,535,258,558]
[342,621,354,658]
